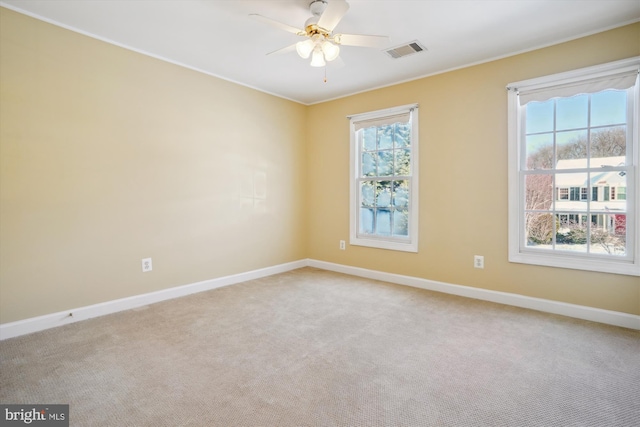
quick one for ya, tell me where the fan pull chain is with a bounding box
[324,66,327,83]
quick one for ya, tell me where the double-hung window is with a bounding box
[507,57,640,276]
[349,104,419,252]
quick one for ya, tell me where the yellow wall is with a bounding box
[0,8,308,323]
[307,23,640,316]
[1,6,639,324]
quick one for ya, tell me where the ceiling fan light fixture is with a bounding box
[321,40,340,61]
[253,0,387,70]
[296,39,315,59]
[310,48,326,67]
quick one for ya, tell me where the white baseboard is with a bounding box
[307,259,640,330]
[0,260,307,340]
[2,258,638,340]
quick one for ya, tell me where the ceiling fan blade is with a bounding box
[317,0,349,32]
[249,14,305,36]
[334,33,389,48]
[266,44,297,56]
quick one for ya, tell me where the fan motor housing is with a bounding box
[309,0,328,17]
[305,23,330,37]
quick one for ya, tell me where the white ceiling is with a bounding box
[2,0,639,105]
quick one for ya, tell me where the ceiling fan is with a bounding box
[250,0,389,67]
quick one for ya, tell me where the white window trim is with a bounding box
[349,104,419,252]
[507,57,640,276]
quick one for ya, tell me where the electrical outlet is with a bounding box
[339,240,346,250]
[474,255,484,269]
[142,257,153,272]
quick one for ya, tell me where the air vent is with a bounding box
[384,41,427,59]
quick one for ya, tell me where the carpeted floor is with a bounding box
[1,267,639,426]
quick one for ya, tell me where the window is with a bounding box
[508,57,639,276]
[570,187,581,201]
[618,187,627,200]
[558,188,569,200]
[349,104,419,252]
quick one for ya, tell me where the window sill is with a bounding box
[509,250,640,276]
[350,236,418,253]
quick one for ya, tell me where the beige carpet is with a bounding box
[1,267,639,426]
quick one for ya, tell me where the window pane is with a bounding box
[378,150,393,176]
[393,210,409,236]
[591,219,626,256]
[362,152,376,176]
[526,133,553,170]
[375,209,391,236]
[591,173,626,213]
[590,126,626,159]
[525,174,553,210]
[591,90,626,127]
[395,149,411,176]
[557,95,588,130]
[359,208,374,234]
[555,214,588,253]
[378,125,393,149]
[555,173,588,204]
[377,181,392,207]
[393,181,409,208]
[601,173,626,206]
[361,181,375,207]
[395,123,411,147]
[557,130,588,163]
[526,100,554,134]
[525,212,555,247]
[363,127,376,151]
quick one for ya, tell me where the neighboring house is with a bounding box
[555,156,626,234]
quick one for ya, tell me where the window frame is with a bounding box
[507,57,640,276]
[349,104,419,252]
